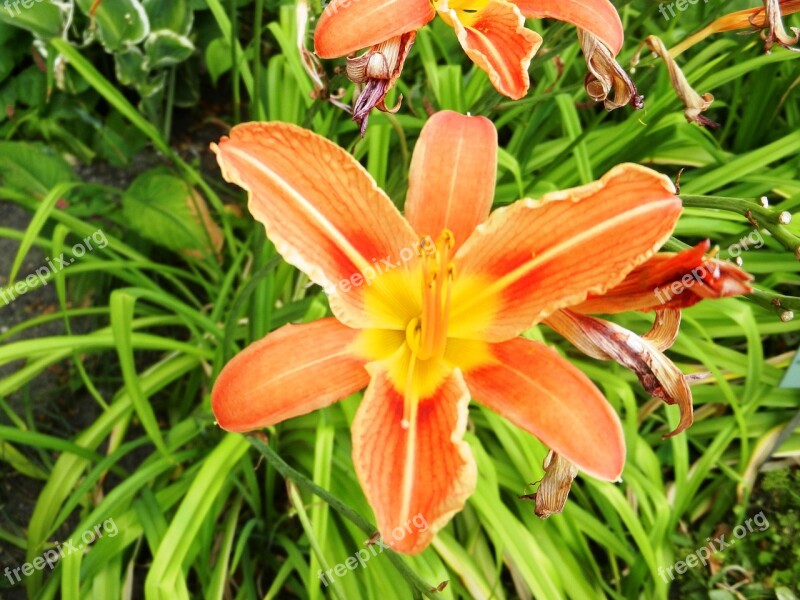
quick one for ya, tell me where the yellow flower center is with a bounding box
[354,230,497,402]
[433,0,490,28]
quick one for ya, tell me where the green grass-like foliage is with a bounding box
[0,0,799,598]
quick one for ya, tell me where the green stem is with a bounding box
[248,436,442,599]
[680,195,800,257]
[229,0,241,125]
[163,66,176,143]
[252,0,266,121]
[746,287,800,321]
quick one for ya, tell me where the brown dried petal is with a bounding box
[546,309,693,437]
[643,35,718,128]
[297,0,326,96]
[645,309,681,351]
[578,29,643,110]
[761,0,800,51]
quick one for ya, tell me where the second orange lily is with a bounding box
[314,0,625,130]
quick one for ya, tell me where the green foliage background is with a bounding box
[0,0,799,598]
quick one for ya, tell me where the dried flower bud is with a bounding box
[347,33,416,136]
[347,52,391,83]
[578,29,643,110]
[759,0,800,52]
[642,36,718,128]
[519,451,579,518]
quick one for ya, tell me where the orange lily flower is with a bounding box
[314,0,624,131]
[210,111,682,554]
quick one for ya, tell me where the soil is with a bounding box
[0,200,84,599]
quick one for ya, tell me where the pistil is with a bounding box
[412,231,455,361]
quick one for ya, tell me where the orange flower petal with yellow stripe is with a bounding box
[405,111,497,251]
[513,0,624,55]
[352,368,476,554]
[212,319,369,431]
[453,164,682,341]
[445,0,542,100]
[212,121,418,329]
[464,337,625,480]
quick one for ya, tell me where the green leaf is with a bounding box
[75,0,149,51]
[114,45,147,86]
[122,168,222,259]
[109,291,170,458]
[7,181,77,283]
[11,65,46,108]
[145,434,249,600]
[0,49,14,85]
[144,30,195,69]
[141,0,192,35]
[0,441,48,479]
[0,0,64,38]
[205,37,231,85]
[0,141,77,196]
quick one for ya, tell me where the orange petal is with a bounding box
[573,241,753,314]
[352,368,476,554]
[514,0,624,56]
[546,309,693,437]
[453,163,681,341]
[212,122,418,328]
[212,319,369,431]
[464,337,625,480]
[314,0,434,58]
[405,111,497,249]
[447,0,542,100]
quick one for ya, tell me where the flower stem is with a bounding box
[680,194,800,258]
[248,436,443,598]
[746,287,800,321]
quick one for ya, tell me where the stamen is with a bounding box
[434,264,454,357]
[414,230,455,361]
[419,272,438,359]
